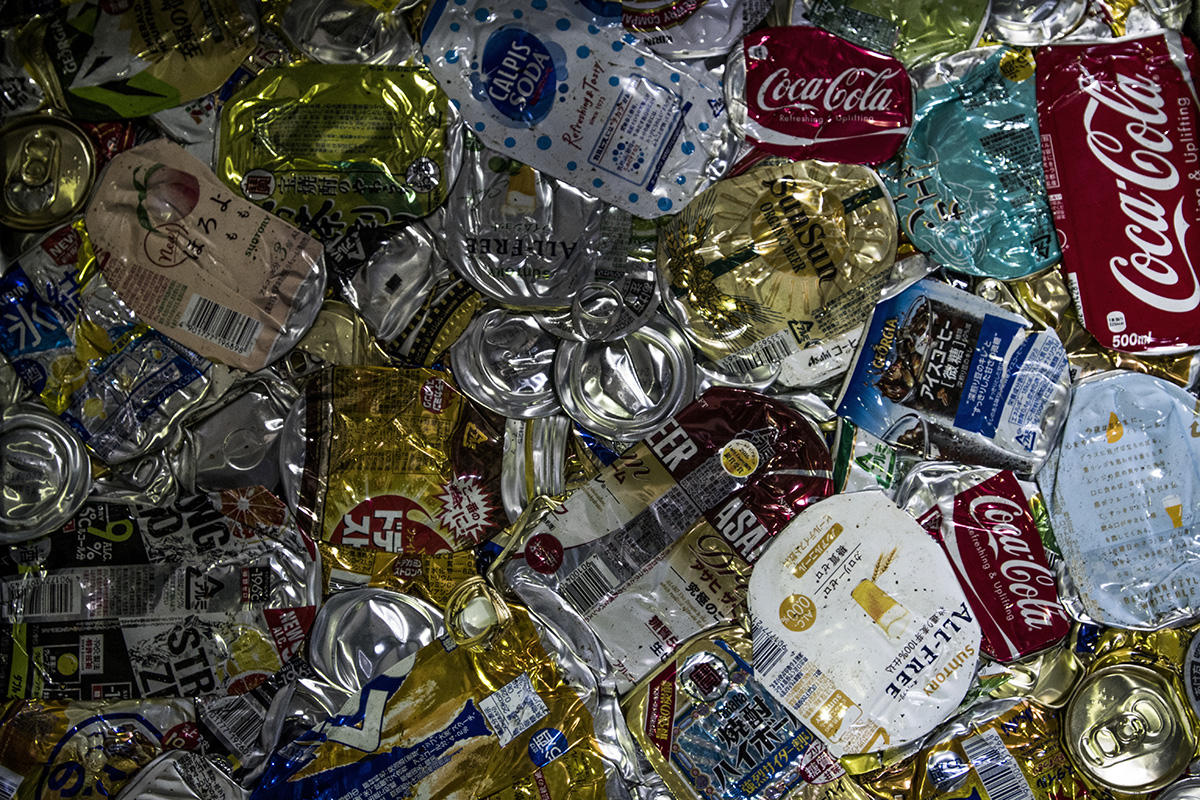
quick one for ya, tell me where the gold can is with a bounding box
[0,114,96,231]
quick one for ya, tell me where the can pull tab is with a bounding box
[570,282,626,341]
[1081,697,1167,765]
[8,129,60,212]
[446,576,512,650]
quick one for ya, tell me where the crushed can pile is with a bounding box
[2,1,1200,799]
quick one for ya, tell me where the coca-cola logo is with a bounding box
[755,67,901,115]
[966,493,1067,632]
[1081,69,1199,313]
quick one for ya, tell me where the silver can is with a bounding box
[0,403,91,543]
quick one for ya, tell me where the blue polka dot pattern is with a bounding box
[681,141,694,155]
[567,161,577,170]
[629,193,639,203]
[593,178,604,188]
[556,18,570,29]
[504,137,516,147]
[537,136,552,150]
[577,46,590,58]
[609,76,619,86]
[658,198,672,211]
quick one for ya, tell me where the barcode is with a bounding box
[1,577,81,619]
[559,556,618,615]
[962,730,1035,800]
[717,331,794,373]
[751,614,786,676]
[0,764,21,800]
[203,693,266,757]
[180,295,262,356]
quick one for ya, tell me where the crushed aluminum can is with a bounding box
[325,221,440,344]
[657,159,897,384]
[449,308,562,419]
[15,0,258,120]
[85,139,328,374]
[892,47,1061,280]
[1038,371,1200,630]
[249,604,632,800]
[0,403,91,544]
[623,624,865,800]
[621,0,772,60]
[0,114,97,231]
[836,279,1072,477]
[420,0,739,218]
[305,588,443,693]
[725,25,913,166]
[780,0,990,70]
[279,0,418,65]
[553,314,696,443]
[1063,663,1196,796]
[852,700,1094,800]
[0,222,213,465]
[749,491,983,758]
[830,417,919,496]
[895,464,1071,663]
[176,375,299,494]
[0,697,197,800]
[502,387,833,692]
[987,0,1087,46]
[218,64,460,240]
[1036,31,1200,355]
[113,750,246,800]
[282,366,507,555]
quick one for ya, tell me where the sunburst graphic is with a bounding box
[436,476,494,549]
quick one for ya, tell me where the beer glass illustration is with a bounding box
[852,548,910,640]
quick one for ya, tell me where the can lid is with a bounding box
[0,404,92,544]
[449,308,562,419]
[553,315,696,443]
[987,0,1086,45]
[1063,663,1195,795]
[0,114,96,231]
[1158,777,1200,800]
[307,588,444,693]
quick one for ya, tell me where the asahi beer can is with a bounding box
[306,588,444,693]
[0,403,91,543]
[1036,32,1200,354]
[1063,664,1195,795]
[504,387,833,692]
[0,114,96,231]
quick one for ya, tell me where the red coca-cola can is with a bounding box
[1037,32,1200,355]
[726,26,913,165]
[899,466,1070,662]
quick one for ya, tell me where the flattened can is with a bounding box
[449,308,562,419]
[503,387,833,692]
[113,750,245,800]
[1036,32,1200,354]
[0,114,96,231]
[306,588,443,693]
[0,403,91,544]
[726,26,913,165]
[657,159,897,379]
[420,0,738,218]
[623,625,857,800]
[219,64,458,239]
[895,464,1070,662]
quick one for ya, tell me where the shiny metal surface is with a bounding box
[0,403,91,543]
[450,308,562,419]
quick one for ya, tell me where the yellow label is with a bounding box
[780,593,817,632]
[720,439,760,477]
[56,653,79,676]
[999,48,1036,83]
[1106,412,1123,443]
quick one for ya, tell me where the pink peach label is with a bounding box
[85,139,325,372]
